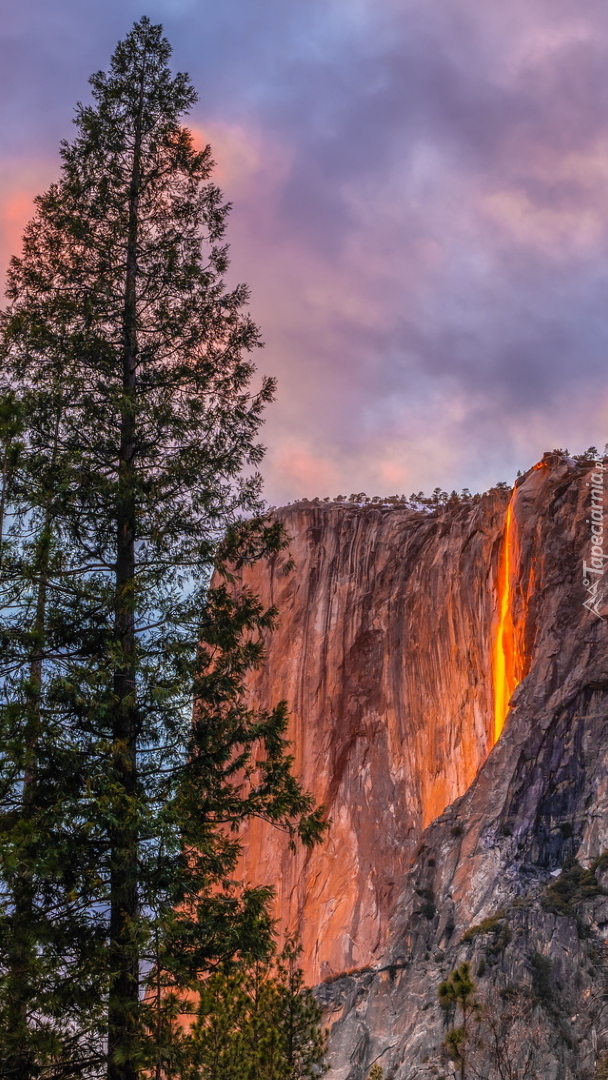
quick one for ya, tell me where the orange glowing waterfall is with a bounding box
[492,498,518,743]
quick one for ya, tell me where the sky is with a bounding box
[2,0,608,505]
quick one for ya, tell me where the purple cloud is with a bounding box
[3,0,608,503]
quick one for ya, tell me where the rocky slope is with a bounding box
[236,454,608,1078]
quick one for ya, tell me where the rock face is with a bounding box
[237,455,608,1078]
[235,491,507,984]
[320,457,608,1079]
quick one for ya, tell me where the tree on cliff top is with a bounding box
[0,16,324,1078]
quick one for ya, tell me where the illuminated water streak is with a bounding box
[492,498,518,743]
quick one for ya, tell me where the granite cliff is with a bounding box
[235,455,608,1078]
[235,487,507,984]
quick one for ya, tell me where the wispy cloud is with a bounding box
[3,0,608,503]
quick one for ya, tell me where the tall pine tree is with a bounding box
[0,17,324,1079]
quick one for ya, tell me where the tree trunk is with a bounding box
[107,52,146,1080]
[461,1004,467,1080]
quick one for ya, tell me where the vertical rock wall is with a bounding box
[321,457,608,1080]
[234,492,509,983]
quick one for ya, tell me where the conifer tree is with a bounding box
[0,17,324,1078]
[438,963,477,1080]
[184,943,327,1080]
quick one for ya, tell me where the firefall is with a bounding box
[493,498,518,743]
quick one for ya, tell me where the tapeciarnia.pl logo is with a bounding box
[582,463,607,619]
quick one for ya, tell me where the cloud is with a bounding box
[3,0,608,503]
[0,158,59,285]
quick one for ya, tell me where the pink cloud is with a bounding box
[0,159,57,289]
[5,0,608,507]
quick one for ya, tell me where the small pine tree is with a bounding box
[183,942,327,1079]
[367,1066,384,1080]
[438,963,477,1080]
